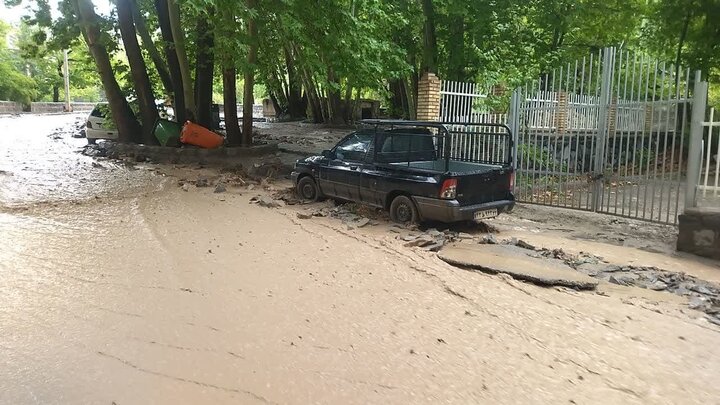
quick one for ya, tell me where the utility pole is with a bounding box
[63,49,71,112]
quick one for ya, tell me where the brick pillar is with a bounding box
[608,96,618,134]
[555,91,568,134]
[417,72,441,121]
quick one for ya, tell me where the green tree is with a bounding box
[0,21,37,104]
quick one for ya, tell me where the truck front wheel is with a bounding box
[389,195,418,224]
[296,176,321,202]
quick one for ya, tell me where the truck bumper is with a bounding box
[290,171,300,184]
[412,196,515,223]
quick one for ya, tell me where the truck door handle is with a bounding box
[349,165,358,170]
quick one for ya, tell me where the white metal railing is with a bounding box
[519,92,678,133]
[699,107,720,197]
[440,80,490,122]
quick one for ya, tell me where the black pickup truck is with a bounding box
[291,120,515,223]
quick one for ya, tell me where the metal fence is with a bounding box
[439,80,510,163]
[691,104,720,207]
[508,47,695,225]
[699,108,720,197]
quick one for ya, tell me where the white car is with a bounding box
[85,103,119,144]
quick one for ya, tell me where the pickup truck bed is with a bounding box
[388,159,498,174]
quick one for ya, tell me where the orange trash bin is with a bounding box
[180,121,224,149]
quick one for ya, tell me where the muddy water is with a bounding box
[2,114,720,404]
[0,114,162,207]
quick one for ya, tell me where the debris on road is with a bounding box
[507,241,720,323]
[250,195,282,208]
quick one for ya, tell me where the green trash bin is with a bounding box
[153,119,182,146]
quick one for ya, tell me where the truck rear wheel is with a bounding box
[389,195,418,224]
[296,176,320,202]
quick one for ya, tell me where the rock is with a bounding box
[458,232,474,240]
[576,263,609,277]
[426,228,443,237]
[402,235,420,242]
[649,280,668,291]
[404,235,435,247]
[181,183,190,192]
[479,234,497,244]
[608,274,640,286]
[689,296,711,311]
[297,212,313,219]
[516,239,536,250]
[707,316,720,326]
[422,242,445,252]
[601,265,623,273]
[689,284,716,296]
[354,217,370,228]
[214,183,227,193]
[196,177,209,187]
[247,184,256,191]
[250,195,281,208]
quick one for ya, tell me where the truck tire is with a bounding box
[296,176,320,202]
[390,195,418,224]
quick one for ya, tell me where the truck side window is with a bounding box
[377,132,437,163]
[335,132,373,162]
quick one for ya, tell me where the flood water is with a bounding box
[0,114,161,207]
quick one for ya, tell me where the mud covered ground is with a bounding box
[1,115,720,404]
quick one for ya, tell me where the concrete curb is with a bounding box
[85,141,280,164]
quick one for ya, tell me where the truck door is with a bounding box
[323,131,373,201]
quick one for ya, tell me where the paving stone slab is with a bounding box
[438,244,598,290]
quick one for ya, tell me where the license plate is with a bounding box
[474,209,498,221]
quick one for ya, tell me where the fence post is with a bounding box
[685,72,708,210]
[592,47,616,211]
[509,89,520,171]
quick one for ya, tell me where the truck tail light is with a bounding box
[86,121,93,129]
[508,171,515,191]
[439,178,457,199]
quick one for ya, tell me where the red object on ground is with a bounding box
[180,121,224,149]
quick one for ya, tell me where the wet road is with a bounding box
[1,114,720,404]
[0,114,161,207]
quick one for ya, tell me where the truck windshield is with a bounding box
[336,131,374,161]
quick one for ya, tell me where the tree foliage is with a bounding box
[2,0,719,139]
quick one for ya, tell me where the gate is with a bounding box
[509,47,695,224]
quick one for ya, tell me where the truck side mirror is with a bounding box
[321,149,332,158]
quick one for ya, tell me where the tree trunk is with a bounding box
[420,0,437,74]
[194,15,214,129]
[675,11,692,83]
[52,85,60,102]
[130,0,172,95]
[154,0,185,124]
[223,67,241,145]
[117,0,159,144]
[283,45,305,119]
[447,13,465,81]
[168,0,194,117]
[74,0,140,143]
[242,0,258,146]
